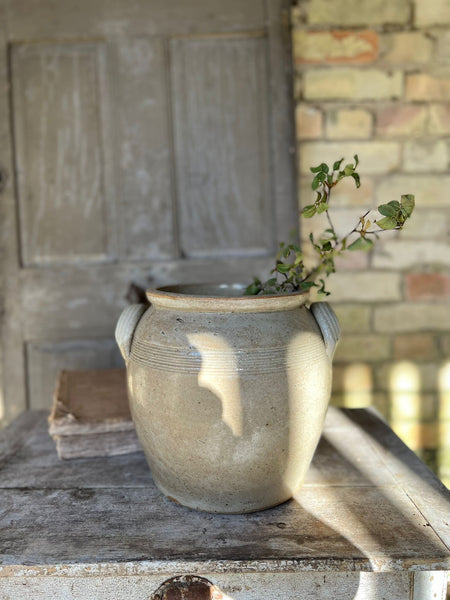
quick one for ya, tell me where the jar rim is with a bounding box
[146,283,308,313]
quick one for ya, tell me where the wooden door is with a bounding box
[0,0,297,422]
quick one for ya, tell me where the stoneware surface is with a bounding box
[116,284,339,513]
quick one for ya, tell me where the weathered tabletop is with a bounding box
[0,408,449,599]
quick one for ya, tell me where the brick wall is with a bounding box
[291,0,450,485]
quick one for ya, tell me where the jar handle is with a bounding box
[115,304,147,362]
[310,302,340,360]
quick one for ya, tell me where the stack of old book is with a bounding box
[48,368,142,459]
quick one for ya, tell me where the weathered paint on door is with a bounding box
[0,0,297,421]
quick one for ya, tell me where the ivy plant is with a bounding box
[245,155,415,297]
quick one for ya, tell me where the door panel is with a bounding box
[0,0,297,418]
[12,42,113,266]
[171,34,272,257]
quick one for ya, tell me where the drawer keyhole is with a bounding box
[151,575,223,600]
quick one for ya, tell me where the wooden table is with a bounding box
[0,408,449,599]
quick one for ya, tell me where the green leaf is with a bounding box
[333,158,344,171]
[351,172,360,188]
[401,194,415,217]
[311,175,321,190]
[283,247,290,258]
[377,216,398,230]
[311,162,329,174]
[321,240,332,251]
[267,278,277,286]
[388,200,401,210]
[244,283,260,295]
[302,204,317,218]
[277,263,291,274]
[347,236,374,251]
[294,254,304,267]
[299,281,316,291]
[317,202,329,214]
[312,172,326,190]
[378,203,396,217]
[353,154,359,168]
[325,261,336,275]
[317,289,330,298]
[317,278,330,297]
[343,164,354,176]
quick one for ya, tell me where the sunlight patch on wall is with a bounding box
[389,361,421,420]
[438,361,450,420]
[342,363,373,407]
[389,361,422,451]
[438,361,450,486]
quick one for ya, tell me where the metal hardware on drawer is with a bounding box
[151,575,223,600]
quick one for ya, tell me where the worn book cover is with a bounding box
[49,369,141,459]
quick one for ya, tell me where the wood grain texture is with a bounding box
[20,258,276,342]
[171,34,272,257]
[4,0,266,39]
[265,0,299,244]
[53,429,141,459]
[340,409,450,551]
[27,341,123,410]
[12,42,112,266]
[0,408,448,575]
[113,38,176,260]
[0,410,43,465]
[0,3,27,424]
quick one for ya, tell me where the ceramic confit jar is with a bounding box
[115,283,340,514]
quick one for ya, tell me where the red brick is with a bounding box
[406,273,450,300]
[294,30,378,64]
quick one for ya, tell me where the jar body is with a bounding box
[123,286,333,513]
